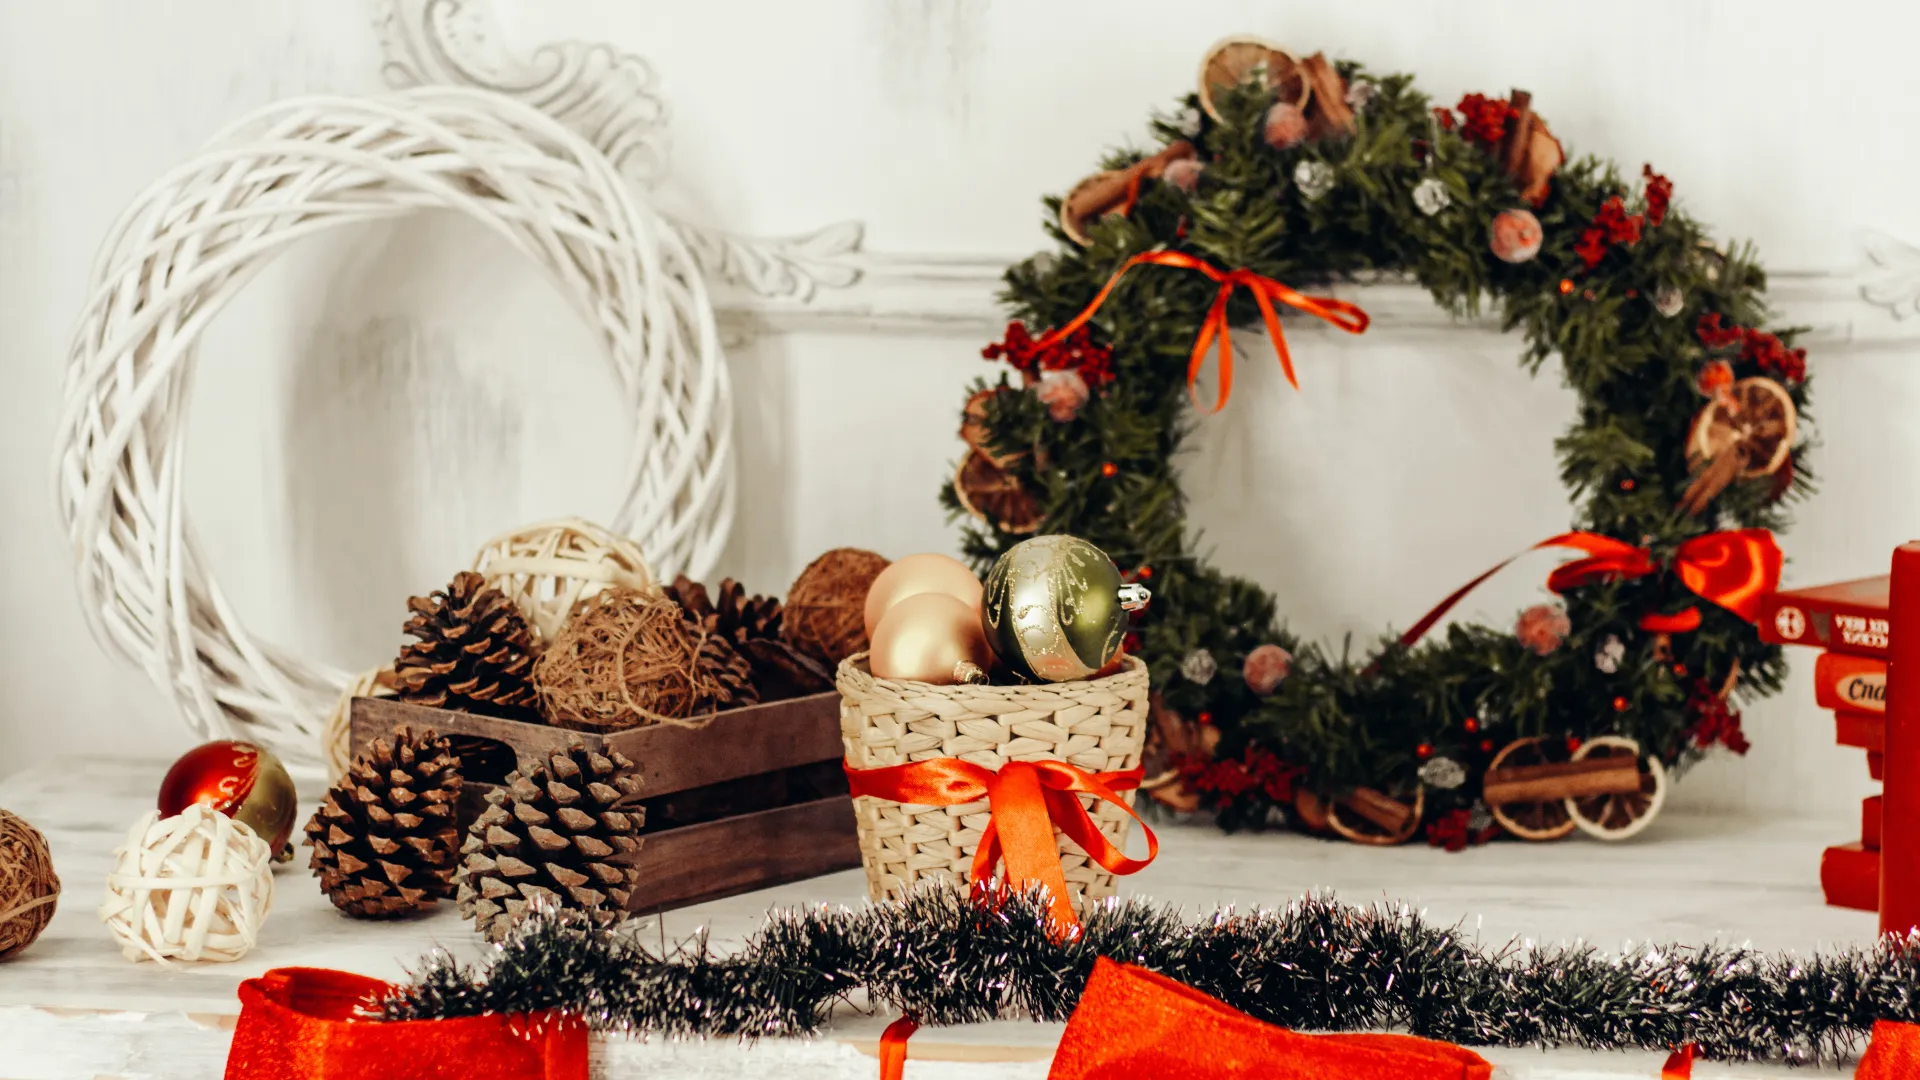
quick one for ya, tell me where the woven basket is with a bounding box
[837,653,1149,908]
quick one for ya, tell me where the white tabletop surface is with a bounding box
[0,756,1877,1078]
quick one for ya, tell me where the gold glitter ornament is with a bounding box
[981,535,1150,682]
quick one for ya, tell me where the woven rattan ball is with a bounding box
[473,518,661,642]
[320,666,394,781]
[533,589,713,731]
[783,548,890,666]
[0,810,60,960]
[100,804,273,964]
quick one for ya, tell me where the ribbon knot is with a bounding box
[844,757,1157,934]
[1035,251,1370,413]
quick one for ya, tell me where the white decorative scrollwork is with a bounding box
[379,0,864,301]
[1861,230,1920,320]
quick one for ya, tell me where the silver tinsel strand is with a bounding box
[378,884,1920,1064]
[1181,648,1218,685]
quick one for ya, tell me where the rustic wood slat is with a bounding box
[622,796,862,912]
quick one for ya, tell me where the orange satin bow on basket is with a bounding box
[1398,528,1783,648]
[1034,251,1370,413]
[223,968,587,1080]
[843,758,1157,933]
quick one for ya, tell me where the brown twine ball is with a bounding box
[782,548,889,666]
[533,588,720,732]
[0,809,59,960]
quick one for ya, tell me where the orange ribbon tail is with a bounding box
[1035,251,1369,413]
[1660,1043,1695,1079]
[844,758,1155,934]
[878,1015,919,1080]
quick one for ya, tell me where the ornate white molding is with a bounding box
[378,0,864,301]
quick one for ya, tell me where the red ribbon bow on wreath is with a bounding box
[843,758,1157,934]
[1034,251,1370,413]
[1399,528,1782,647]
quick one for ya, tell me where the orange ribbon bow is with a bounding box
[1035,250,1370,413]
[1398,528,1782,648]
[1048,958,1492,1079]
[223,968,586,1080]
[843,758,1157,933]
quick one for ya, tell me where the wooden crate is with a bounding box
[349,693,860,913]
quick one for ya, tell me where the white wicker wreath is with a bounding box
[54,87,735,764]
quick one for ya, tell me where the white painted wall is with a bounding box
[3,0,1916,826]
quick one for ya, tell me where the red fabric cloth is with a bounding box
[1047,959,1490,1080]
[1858,1019,1920,1079]
[224,967,587,1080]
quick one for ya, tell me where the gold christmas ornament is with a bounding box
[862,553,983,639]
[867,592,992,684]
[982,535,1150,683]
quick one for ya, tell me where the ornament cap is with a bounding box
[1118,583,1152,612]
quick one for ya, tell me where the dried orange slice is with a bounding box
[960,386,1023,465]
[1484,737,1577,841]
[1326,785,1424,845]
[954,448,1042,534]
[1565,736,1667,840]
[1681,377,1795,514]
[1196,36,1310,122]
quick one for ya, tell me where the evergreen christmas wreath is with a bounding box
[941,40,1810,844]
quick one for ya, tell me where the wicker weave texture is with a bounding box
[837,654,1148,907]
[53,87,733,764]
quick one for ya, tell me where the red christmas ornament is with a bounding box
[1136,565,1154,580]
[1462,716,1480,734]
[1558,279,1574,295]
[1100,462,1119,478]
[1612,696,1630,712]
[1673,663,1688,677]
[1489,208,1543,264]
[1415,742,1434,759]
[1197,711,1214,726]
[1566,736,1583,753]
[157,740,299,855]
[1478,738,1495,753]
[1620,478,1636,491]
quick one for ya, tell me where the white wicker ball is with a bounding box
[99,805,274,965]
[54,87,735,765]
[321,666,394,780]
[472,517,662,641]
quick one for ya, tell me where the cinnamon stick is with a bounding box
[1063,141,1197,226]
[1299,53,1354,138]
[1337,786,1413,834]
[1482,755,1643,806]
[1500,89,1534,181]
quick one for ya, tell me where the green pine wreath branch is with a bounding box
[940,64,1810,836]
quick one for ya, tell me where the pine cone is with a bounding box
[305,728,463,918]
[391,571,539,718]
[687,613,760,712]
[662,575,783,646]
[454,740,643,941]
[664,576,826,701]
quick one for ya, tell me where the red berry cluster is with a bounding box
[1177,746,1303,804]
[982,321,1116,386]
[1642,165,1673,227]
[1423,808,1479,853]
[1453,93,1514,146]
[1685,678,1751,755]
[1575,196,1644,269]
[1695,314,1807,384]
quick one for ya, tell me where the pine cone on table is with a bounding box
[687,614,760,712]
[390,571,539,719]
[454,740,644,941]
[305,728,463,918]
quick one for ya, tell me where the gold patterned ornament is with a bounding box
[867,592,992,685]
[981,535,1151,682]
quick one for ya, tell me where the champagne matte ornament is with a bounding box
[862,553,984,639]
[981,535,1151,682]
[867,592,992,684]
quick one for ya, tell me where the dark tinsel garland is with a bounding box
[382,886,1917,1065]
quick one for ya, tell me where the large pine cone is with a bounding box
[665,576,829,701]
[454,740,643,941]
[391,571,539,718]
[687,612,759,711]
[305,728,463,918]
